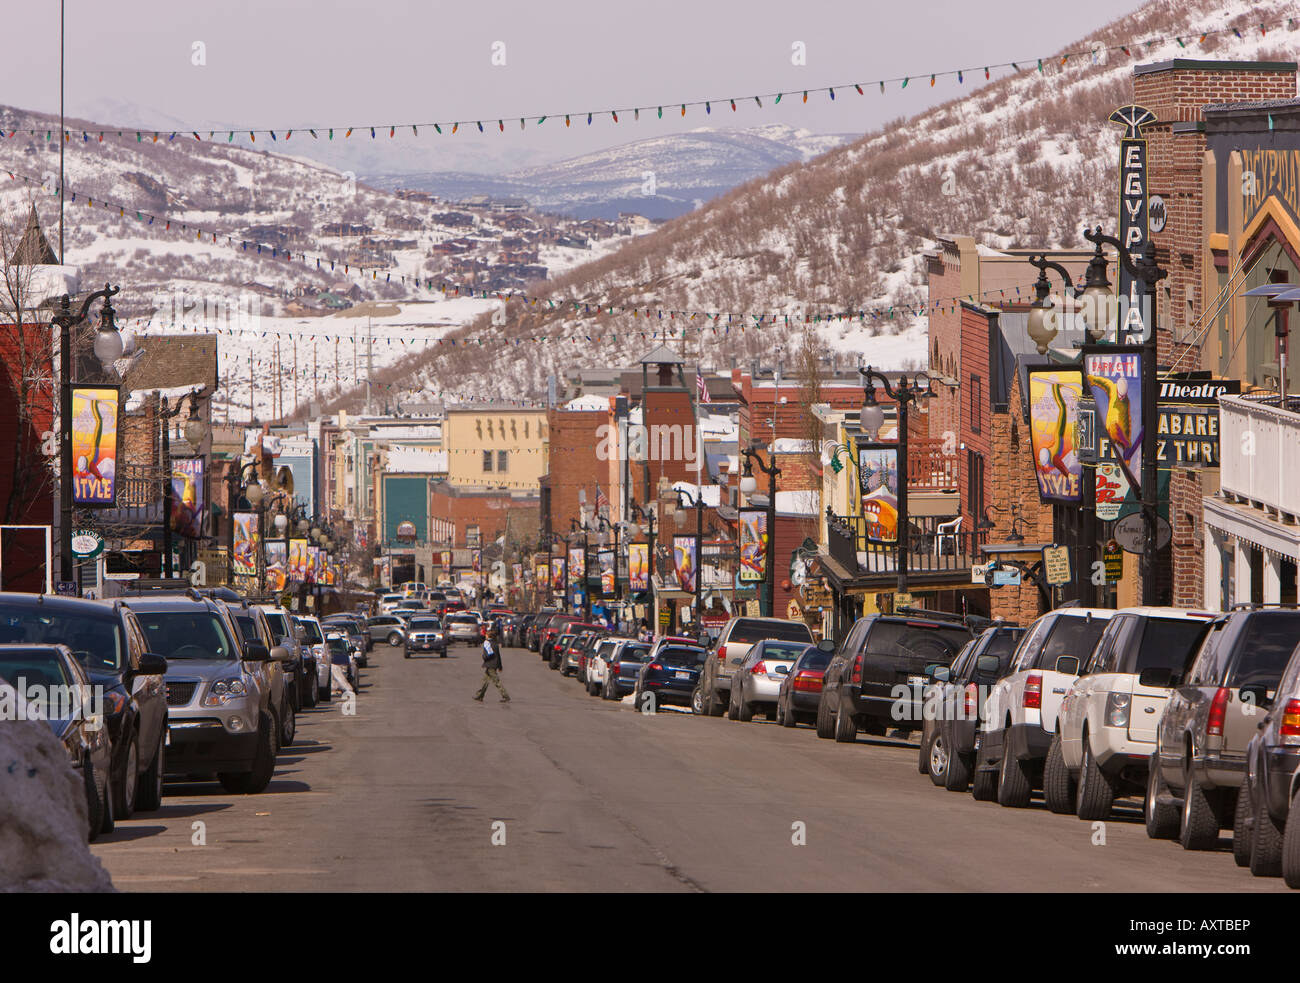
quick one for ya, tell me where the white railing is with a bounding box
[1218,394,1300,519]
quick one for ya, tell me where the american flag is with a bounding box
[595,486,610,516]
[697,369,711,404]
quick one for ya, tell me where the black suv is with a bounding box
[817,611,974,743]
[0,592,169,819]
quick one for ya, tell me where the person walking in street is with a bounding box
[473,625,511,703]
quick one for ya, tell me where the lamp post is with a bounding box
[1030,227,1164,604]
[224,462,263,586]
[52,284,122,590]
[159,389,207,579]
[673,487,705,629]
[740,444,780,616]
[857,367,932,599]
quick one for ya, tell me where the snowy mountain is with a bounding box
[366,125,856,220]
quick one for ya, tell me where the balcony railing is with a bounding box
[906,437,959,490]
[827,509,984,582]
[98,463,163,527]
[1218,393,1300,521]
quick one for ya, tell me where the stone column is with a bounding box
[1263,550,1283,605]
[1234,538,1252,608]
[1203,528,1222,612]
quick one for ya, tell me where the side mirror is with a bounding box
[269,645,291,663]
[137,652,168,676]
[1138,666,1174,689]
[1054,656,1080,676]
[243,642,270,662]
[931,666,951,683]
[775,664,790,675]
[975,654,1000,674]
[817,639,836,653]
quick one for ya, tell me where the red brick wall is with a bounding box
[958,304,994,529]
[1170,468,1204,608]
[546,407,610,536]
[928,246,965,442]
[429,483,539,549]
[0,324,54,591]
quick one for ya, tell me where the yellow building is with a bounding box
[444,404,549,492]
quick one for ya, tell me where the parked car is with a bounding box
[293,615,332,703]
[1148,607,1300,850]
[527,609,559,650]
[0,644,116,841]
[729,638,814,722]
[405,616,448,658]
[976,608,1115,808]
[130,593,284,794]
[697,618,816,717]
[922,623,1026,792]
[324,615,371,666]
[259,605,316,710]
[0,593,169,820]
[1049,607,1214,820]
[775,641,837,728]
[633,643,708,710]
[324,631,360,690]
[228,601,297,749]
[603,641,653,700]
[818,611,973,743]
[366,614,407,647]
[540,614,581,662]
[554,623,604,671]
[572,630,609,680]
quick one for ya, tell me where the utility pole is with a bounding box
[366,316,373,415]
[313,341,319,405]
[292,336,298,416]
[248,348,254,425]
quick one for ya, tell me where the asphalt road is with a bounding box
[90,642,1289,892]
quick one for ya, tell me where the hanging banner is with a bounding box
[265,541,287,592]
[512,563,522,584]
[306,545,320,584]
[289,538,308,582]
[170,456,206,539]
[551,556,567,592]
[1095,463,1130,522]
[739,509,768,583]
[535,560,550,587]
[1085,347,1146,493]
[232,512,259,577]
[1111,104,1157,342]
[71,386,120,506]
[672,535,697,593]
[568,547,584,584]
[598,549,615,597]
[441,549,452,569]
[855,441,899,544]
[1103,539,1124,582]
[628,543,650,591]
[472,549,482,573]
[1027,367,1084,503]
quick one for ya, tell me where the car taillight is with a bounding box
[717,649,726,660]
[649,663,662,672]
[751,660,768,675]
[850,654,863,686]
[1023,673,1042,710]
[1207,686,1229,737]
[1280,699,1300,744]
[793,670,823,693]
[963,683,978,718]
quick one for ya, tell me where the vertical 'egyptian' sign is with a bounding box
[1111,105,1157,342]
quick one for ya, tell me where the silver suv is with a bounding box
[446,613,482,647]
[125,593,286,795]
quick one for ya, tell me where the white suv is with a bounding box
[976,608,1115,808]
[1048,607,1215,820]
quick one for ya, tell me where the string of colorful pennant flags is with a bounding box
[0,18,1292,146]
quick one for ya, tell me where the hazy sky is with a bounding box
[4,0,1147,171]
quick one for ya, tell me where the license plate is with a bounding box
[908,675,927,686]
[164,727,171,747]
[674,671,690,680]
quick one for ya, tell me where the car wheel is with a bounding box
[780,702,797,728]
[136,740,165,813]
[1250,788,1285,878]
[320,680,332,702]
[281,700,296,748]
[738,697,754,723]
[1144,756,1180,840]
[1179,769,1222,851]
[1232,776,1253,868]
[704,684,725,717]
[945,750,973,793]
[1282,790,1300,888]
[389,632,402,646]
[84,757,103,842]
[440,650,447,658]
[833,700,857,744]
[218,713,276,795]
[113,734,139,820]
[690,684,704,714]
[996,742,1032,809]
[304,676,317,708]
[1075,737,1116,821]
[1043,733,1077,815]
[971,764,999,802]
[928,733,950,787]
[815,694,836,740]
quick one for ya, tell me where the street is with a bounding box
[90,643,1288,892]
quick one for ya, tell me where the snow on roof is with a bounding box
[773,438,816,454]
[123,383,205,413]
[564,394,609,411]
[669,480,722,508]
[776,490,820,516]
[385,445,447,473]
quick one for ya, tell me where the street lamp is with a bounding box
[159,388,207,579]
[858,366,932,599]
[52,284,122,590]
[740,444,781,617]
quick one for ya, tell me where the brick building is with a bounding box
[428,479,539,551]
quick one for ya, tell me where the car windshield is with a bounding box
[756,641,808,661]
[0,650,74,708]
[658,646,706,667]
[1040,616,1109,670]
[136,610,238,660]
[979,628,1027,674]
[730,621,815,645]
[296,619,323,644]
[1231,614,1300,689]
[233,614,261,643]
[795,648,833,671]
[617,646,652,664]
[410,618,441,630]
[448,615,477,626]
[1120,618,1211,676]
[0,604,124,672]
[263,612,290,639]
[864,621,970,662]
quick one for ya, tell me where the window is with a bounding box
[967,450,985,521]
[497,450,509,472]
[970,374,982,434]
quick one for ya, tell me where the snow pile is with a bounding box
[0,718,115,893]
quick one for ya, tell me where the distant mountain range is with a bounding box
[364,125,855,220]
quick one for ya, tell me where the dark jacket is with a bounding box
[482,638,503,671]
